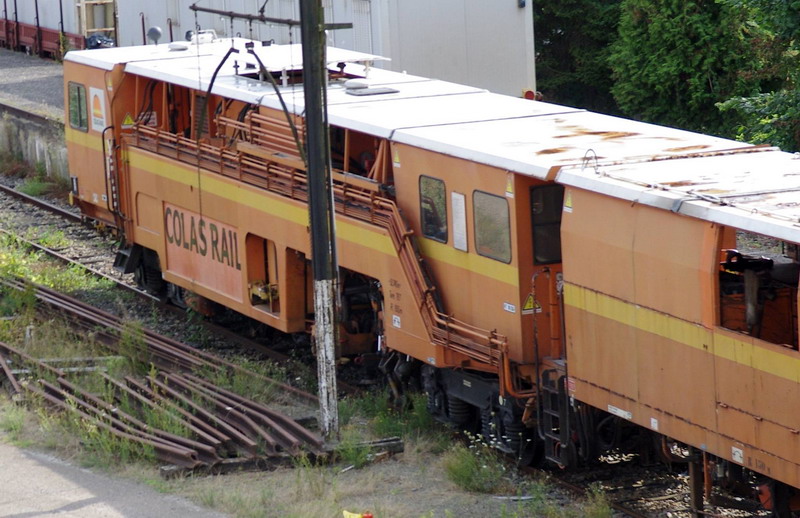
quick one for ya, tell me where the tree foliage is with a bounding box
[534,0,621,114]
[607,0,770,135]
[715,0,800,150]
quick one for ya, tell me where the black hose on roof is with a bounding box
[195,46,240,140]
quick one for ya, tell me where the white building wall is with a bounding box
[377,0,535,96]
[10,0,534,95]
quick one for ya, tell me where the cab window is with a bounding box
[474,190,511,263]
[68,82,88,131]
[420,176,447,242]
[531,185,564,264]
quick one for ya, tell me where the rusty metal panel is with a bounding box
[561,188,635,303]
[635,331,717,430]
[631,206,714,323]
[163,202,244,302]
[564,296,638,401]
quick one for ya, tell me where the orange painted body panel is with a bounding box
[391,142,562,367]
[564,186,800,488]
[63,61,113,222]
[163,203,244,302]
[122,145,443,365]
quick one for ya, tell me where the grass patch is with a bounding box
[339,390,439,441]
[443,434,512,494]
[0,232,114,294]
[194,356,287,406]
[18,178,54,197]
[582,483,613,518]
[0,402,27,442]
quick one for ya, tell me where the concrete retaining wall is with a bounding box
[0,103,68,180]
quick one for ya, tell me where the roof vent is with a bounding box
[343,78,398,96]
[344,79,368,90]
[147,26,162,45]
[187,29,218,45]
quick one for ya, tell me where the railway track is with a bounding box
[0,181,361,392]
[0,277,325,469]
[0,178,767,515]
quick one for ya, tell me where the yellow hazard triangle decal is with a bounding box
[522,294,542,315]
[122,113,135,128]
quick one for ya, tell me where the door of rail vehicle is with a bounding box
[518,178,566,370]
[64,58,120,227]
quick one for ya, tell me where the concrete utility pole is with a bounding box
[189,0,343,439]
[300,0,340,439]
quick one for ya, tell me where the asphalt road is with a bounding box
[0,48,64,121]
[0,440,228,518]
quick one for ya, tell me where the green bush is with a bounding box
[443,435,511,494]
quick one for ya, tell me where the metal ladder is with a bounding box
[539,362,571,468]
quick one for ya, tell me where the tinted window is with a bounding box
[68,82,88,131]
[474,190,511,263]
[531,185,564,264]
[420,176,447,242]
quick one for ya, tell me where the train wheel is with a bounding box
[447,396,478,432]
[505,420,542,466]
[166,283,188,310]
[133,249,166,296]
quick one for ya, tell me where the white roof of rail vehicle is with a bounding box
[65,39,800,244]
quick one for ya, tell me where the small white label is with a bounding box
[608,405,632,420]
[92,193,98,203]
[427,357,436,365]
[451,192,467,252]
[462,380,472,388]
[392,315,401,328]
[731,446,744,464]
[650,418,659,431]
[503,302,516,313]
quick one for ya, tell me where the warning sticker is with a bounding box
[522,294,535,314]
[521,294,542,315]
[392,148,401,168]
[121,113,135,129]
[505,173,514,198]
[563,191,573,213]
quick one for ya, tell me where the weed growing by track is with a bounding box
[0,232,113,293]
[443,433,512,494]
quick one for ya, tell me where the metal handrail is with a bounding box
[125,125,520,384]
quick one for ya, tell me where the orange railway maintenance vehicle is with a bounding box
[64,36,800,515]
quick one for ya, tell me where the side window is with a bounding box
[474,190,511,263]
[718,231,799,349]
[531,184,565,264]
[420,175,447,242]
[68,82,88,131]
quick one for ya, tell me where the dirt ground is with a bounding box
[0,397,579,518]
[0,432,552,518]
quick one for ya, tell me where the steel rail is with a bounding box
[0,277,320,407]
[0,190,357,391]
[0,183,82,223]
